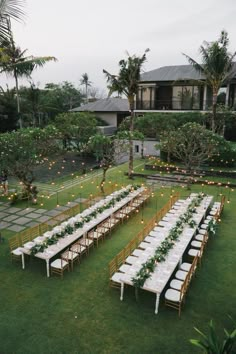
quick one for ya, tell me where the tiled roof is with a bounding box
[71,98,129,112]
[140,63,236,82]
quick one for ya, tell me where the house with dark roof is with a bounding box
[136,64,236,112]
[71,97,129,127]
[70,97,159,157]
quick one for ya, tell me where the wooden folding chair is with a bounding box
[29,225,40,240]
[72,204,80,216]
[88,227,104,248]
[70,241,87,261]
[78,233,94,254]
[188,233,206,266]
[110,214,120,229]
[129,239,137,253]
[97,221,110,238]
[114,210,125,224]
[50,254,69,278]
[9,235,23,264]
[20,231,31,246]
[189,254,198,280]
[109,258,120,288]
[123,244,131,259]
[116,250,125,268]
[61,247,79,271]
[136,232,144,247]
[165,275,188,317]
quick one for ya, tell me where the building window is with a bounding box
[135,145,139,153]
[172,86,201,110]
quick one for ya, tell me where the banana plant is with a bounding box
[190,320,236,353]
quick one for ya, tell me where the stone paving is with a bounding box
[0,200,82,233]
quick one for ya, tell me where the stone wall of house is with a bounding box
[96,112,117,126]
[115,138,159,164]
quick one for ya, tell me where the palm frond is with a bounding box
[0,0,25,21]
[182,53,204,73]
[0,0,25,41]
[103,49,149,100]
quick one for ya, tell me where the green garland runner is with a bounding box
[207,218,217,235]
[31,185,142,256]
[132,193,205,288]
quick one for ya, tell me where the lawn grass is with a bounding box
[0,162,236,353]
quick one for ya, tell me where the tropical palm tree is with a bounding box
[183,30,236,133]
[0,19,57,128]
[80,73,91,103]
[103,49,149,178]
[0,0,25,40]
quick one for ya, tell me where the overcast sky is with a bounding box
[3,0,236,94]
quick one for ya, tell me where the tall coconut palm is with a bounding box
[80,72,91,103]
[183,30,236,133]
[0,19,57,128]
[0,0,25,40]
[103,49,149,178]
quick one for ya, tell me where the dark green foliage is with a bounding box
[0,86,18,132]
[126,112,206,138]
[210,135,236,167]
[0,126,60,200]
[159,123,217,171]
[41,82,83,120]
[54,112,97,152]
[95,116,109,126]
[190,320,236,354]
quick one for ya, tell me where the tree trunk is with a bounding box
[85,84,88,104]
[212,92,218,133]
[14,71,22,128]
[128,96,135,179]
[141,140,144,159]
[167,149,171,163]
[186,163,192,190]
[100,167,108,195]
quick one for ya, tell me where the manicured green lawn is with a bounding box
[0,163,235,353]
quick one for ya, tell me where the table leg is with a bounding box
[21,253,25,269]
[46,259,50,277]
[155,294,160,314]
[120,282,124,301]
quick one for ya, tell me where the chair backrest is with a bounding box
[29,225,40,240]
[98,222,106,233]
[9,235,20,251]
[40,223,48,235]
[68,208,74,218]
[181,272,191,297]
[116,250,124,268]
[189,254,198,278]
[73,204,81,216]
[220,195,226,214]
[109,258,117,277]
[136,232,143,246]
[61,249,69,262]
[198,236,206,260]
[124,244,131,259]
[20,231,31,245]
[71,242,82,254]
[129,239,137,253]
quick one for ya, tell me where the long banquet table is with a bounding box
[114,193,213,314]
[21,186,146,277]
